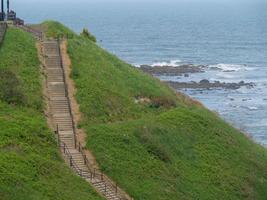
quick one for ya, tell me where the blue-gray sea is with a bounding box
[14,0,267,146]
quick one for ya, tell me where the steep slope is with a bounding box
[0,27,103,200]
[43,21,267,200]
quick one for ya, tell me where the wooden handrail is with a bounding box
[51,40,133,200]
[57,39,78,149]
[0,23,7,46]
[16,25,43,41]
[59,140,93,179]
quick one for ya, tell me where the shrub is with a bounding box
[0,69,26,105]
[150,96,176,108]
[80,28,96,43]
[176,92,204,107]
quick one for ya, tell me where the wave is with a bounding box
[240,105,259,111]
[151,59,182,67]
[134,64,141,68]
[247,106,259,111]
[208,63,253,72]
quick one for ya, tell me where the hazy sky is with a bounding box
[10,0,266,3]
[9,0,266,9]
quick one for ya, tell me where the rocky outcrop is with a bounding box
[165,80,255,90]
[139,64,205,76]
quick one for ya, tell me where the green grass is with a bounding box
[0,27,103,200]
[86,109,267,200]
[0,102,103,200]
[0,28,43,110]
[39,20,267,200]
[67,37,178,125]
[41,20,76,39]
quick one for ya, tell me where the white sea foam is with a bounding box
[241,106,259,111]
[208,63,252,72]
[248,106,259,110]
[151,59,182,67]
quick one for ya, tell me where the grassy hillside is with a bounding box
[44,21,267,200]
[0,27,103,200]
[0,27,42,110]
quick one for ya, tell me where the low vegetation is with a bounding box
[81,28,97,43]
[0,69,26,105]
[41,21,267,200]
[32,20,76,39]
[0,28,42,110]
[0,27,103,200]
[68,36,179,124]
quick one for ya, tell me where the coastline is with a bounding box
[135,63,267,147]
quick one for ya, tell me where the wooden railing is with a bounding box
[0,23,7,46]
[57,137,129,200]
[16,25,43,41]
[57,39,78,149]
[77,141,130,200]
[56,39,131,200]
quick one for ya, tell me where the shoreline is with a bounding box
[136,63,266,147]
[137,64,255,90]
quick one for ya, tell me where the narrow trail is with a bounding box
[39,38,132,200]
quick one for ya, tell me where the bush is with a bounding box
[150,96,176,108]
[0,69,26,105]
[80,28,96,43]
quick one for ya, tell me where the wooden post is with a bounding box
[83,155,87,165]
[104,183,107,194]
[56,124,59,134]
[115,183,118,194]
[64,143,66,154]
[56,124,60,145]
[74,135,77,149]
[78,142,80,152]
[101,172,103,181]
[57,134,60,146]
[70,156,73,167]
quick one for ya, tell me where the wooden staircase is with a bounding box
[42,40,131,200]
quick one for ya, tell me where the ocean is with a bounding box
[13,0,267,146]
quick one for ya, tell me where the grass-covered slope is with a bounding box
[45,21,267,200]
[0,27,42,110]
[68,37,179,124]
[0,28,103,200]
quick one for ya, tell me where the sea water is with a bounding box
[14,0,267,146]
